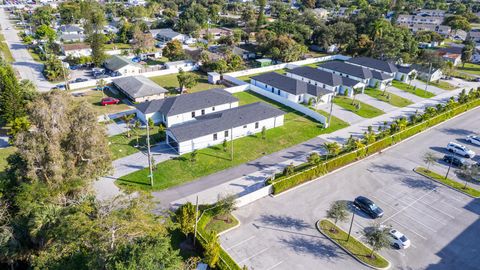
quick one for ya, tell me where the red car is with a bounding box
[101,97,120,106]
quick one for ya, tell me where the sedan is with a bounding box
[388,229,411,249]
[443,154,466,167]
[101,97,120,106]
[466,135,480,146]
[353,196,384,219]
[74,78,88,83]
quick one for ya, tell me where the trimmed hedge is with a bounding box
[271,96,480,194]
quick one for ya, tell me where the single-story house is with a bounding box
[468,30,480,44]
[134,88,239,127]
[166,102,285,154]
[313,8,329,19]
[151,28,187,43]
[232,46,256,60]
[59,33,85,43]
[411,64,443,82]
[62,43,91,57]
[437,47,463,66]
[346,57,398,78]
[104,55,143,76]
[452,29,468,41]
[198,27,233,40]
[58,24,83,35]
[285,66,365,96]
[251,72,335,104]
[164,60,197,70]
[395,65,417,83]
[112,76,168,103]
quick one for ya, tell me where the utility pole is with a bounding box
[230,126,234,161]
[424,63,432,97]
[146,121,154,186]
[193,195,199,248]
[327,94,335,128]
[347,211,355,242]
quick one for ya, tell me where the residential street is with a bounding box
[0,9,53,91]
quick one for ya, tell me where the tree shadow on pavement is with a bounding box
[279,235,342,259]
[440,128,473,136]
[367,163,411,178]
[257,214,311,231]
[400,176,439,191]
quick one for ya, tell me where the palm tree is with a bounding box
[396,117,408,131]
[455,165,479,189]
[423,152,438,172]
[323,142,341,160]
[351,87,362,105]
[353,139,365,150]
[121,114,135,138]
[363,132,376,145]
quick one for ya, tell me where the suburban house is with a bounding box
[232,46,257,60]
[437,47,462,66]
[318,61,372,86]
[62,43,91,58]
[396,15,443,25]
[395,65,417,82]
[166,102,285,154]
[399,23,451,37]
[285,66,365,96]
[416,9,446,17]
[58,24,85,42]
[198,27,233,40]
[112,76,168,103]
[134,88,239,127]
[411,64,443,82]
[346,57,400,88]
[468,30,480,44]
[104,55,143,76]
[313,8,329,19]
[251,71,335,105]
[151,28,187,43]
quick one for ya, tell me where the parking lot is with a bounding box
[220,107,480,270]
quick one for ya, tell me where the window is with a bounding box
[255,122,259,129]
[212,106,215,111]
[201,109,205,115]
[213,133,217,140]
[224,130,229,137]
[191,111,195,118]
[243,125,247,129]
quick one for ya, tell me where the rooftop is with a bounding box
[346,57,398,74]
[112,76,168,99]
[104,55,141,71]
[319,61,373,79]
[251,72,333,97]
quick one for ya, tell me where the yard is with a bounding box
[236,69,286,82]
[116,90,348,191]
[364,87,413,107]
[73,89,132,116]
[0,147,15,173]
[419,79,456,91]
[104,43,132,50]
[0,34,14,62]
[333,96,384,118]
[458,62,480,76]
[149,71,219,94]
[108,126,164,160]
[392,81,436,98]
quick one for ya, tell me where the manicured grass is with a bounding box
[116,91,345,191]
[149,71,219,94]
[364,87,413,107]
[74,89,132,116]
[423,79,456,91]
[104,43,132,50]
[458,63,480,76]
[450,70,475,81]
[108,127,164,160]
[0,147,15,172]
[314,109,349,131]
[27,48,44,63]
[415,167,480,198]
[318,220,389,268]
[204,214,239,234]
[392,81,435,98]
[333,96,384,118]
[145,57,168,65]
[236,69,286,82]
[0,34,14,62]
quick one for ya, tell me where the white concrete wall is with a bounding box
[172,115,285,154]
[235,185,273,207]
[166,102,239,127]
[251,79,303,103]
[133,93,165,103]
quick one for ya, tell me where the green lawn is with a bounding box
[0,34,14,62]
[236,69,287,82]
[27,48,44,63]
[204,214,239,234]
[415,167,480,198]
[457,63,480,77]
[116,90,347,191]
[420,79,456,91]
[364,88,413,107]
[392,81,435,98]
[74,89,132,116]
[108,126,164,160]
[333,96,384,118]
[450,70,475,81]
[145,57,168,66]
[318,220,389,268]
[314,109,349,131]
[104,43,132,50]
[149,71,219,94]
[0,147,15,172]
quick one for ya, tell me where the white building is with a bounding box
[62,43,91,58]
[164,60,197,70]
[399,23,451,37]
[104,55,143,76]
[411,64,443,82]
[416,9,446,17]
[166,102,285,154]
[150,28,188,43]
[134,88,239,127]
[397,15,443,25]
[112,76,168,103]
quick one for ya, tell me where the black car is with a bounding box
[353,196,384,219]
[443,155,466,167]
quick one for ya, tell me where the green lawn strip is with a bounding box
[415,167,480,198]
[149,71,219,94]
[108,127,164,160]
[333,96,384,118]
[318,219,389,269]
[0,147,16,172]
[104,43,132,50]
[116,90,346,191]
[458,63,480,76]
[27,48,44,63]
[392,81,435,98]
[203,214,239,234]
[314,109,349,131]
[0,34,14,62]
[451,70,475,81]
[236,68,286,82]
[364,87,413,107]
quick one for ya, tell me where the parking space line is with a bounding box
[379,189,416,204]
[225,236,256,251]
[400,212,437,232]
[418,200,456,219]
[370,195,402,210]
[428,198,463,213]
[388,218,427,240]
[264,261,283,270]
[238,247,269,265]
[382,189,436,223]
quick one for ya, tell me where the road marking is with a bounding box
[428,198,463,213]
[264,261,284,270]
[238,247,269,265]
[399,212,437,232]
[418,200,456,219]
[225,235,256,251]
[379,189,416,204]
[388,218,427,240]
[382,188,436,223]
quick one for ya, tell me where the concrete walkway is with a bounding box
[317,103,364,125]
[410,79,446,95]
[107,121,128,136]
[356,93,397,113]
[389,86,426,103]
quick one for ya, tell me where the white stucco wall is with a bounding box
[166,102,239,127]
[251,79,303,103]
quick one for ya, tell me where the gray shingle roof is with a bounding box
[168,102,285,142]
[252,72,335,97]
[396,65,414,74]
[153,28,184,39]
[371,70,393,80]
[112,76,167,99]
[287,66,343,86]
[346,57,398,73]
[319,61,373,79]
[104,55,142,71]
[135,88,238,116]
[59,25,83,33]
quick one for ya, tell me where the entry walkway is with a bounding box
[356,93,397,112]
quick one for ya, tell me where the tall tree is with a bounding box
[177,69,199,92]
[326,201,349,226]
[256,0,266,30]
[162,40,186,61]
[423,152,438,172]
[363,223,390,258]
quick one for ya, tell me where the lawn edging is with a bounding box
[316,219,390,270]
[217,213,241,236]
[413,167,480,198]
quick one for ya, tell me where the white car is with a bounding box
[388,229,411,249]
[446,142,476,158]
[466,135,480,146]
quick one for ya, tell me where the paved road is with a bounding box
[0,9,53,91]
[221,107,480,270]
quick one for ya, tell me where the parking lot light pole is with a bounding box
[347,211,355,242]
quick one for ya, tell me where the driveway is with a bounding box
[410,80,446,95]
[0,9,53,91]
[356,93,397,113]
[221,107,480,270]
[317,103,364,125]
[388,86,425,103]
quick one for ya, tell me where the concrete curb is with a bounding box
[413,168,480,199]
[316,219,391,270]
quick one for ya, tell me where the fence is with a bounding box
[235,185,273,208]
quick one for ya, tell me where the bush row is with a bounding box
[271,96,480,194]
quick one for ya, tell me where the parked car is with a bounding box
[74,78,88,83]
[353,196,384,219]
[101,97,120,106]
[466,135,480,146]
[388,229,411,249]
[446,142,475,158]
[95,74,110,79]
[443,154,466,167]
